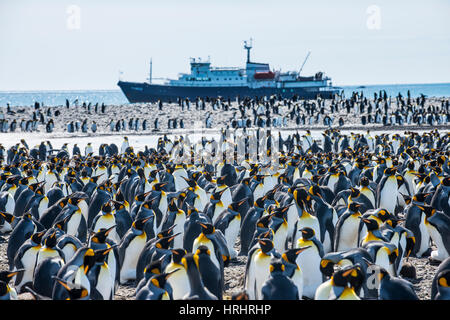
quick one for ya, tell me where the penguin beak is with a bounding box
[295,246,311,255]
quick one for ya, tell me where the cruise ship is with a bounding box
[118,40,339,103]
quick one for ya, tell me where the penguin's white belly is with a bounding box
[66,213,82,237]
[120,235,147,283]
[166,265,190,300]
[379,179,397,213]
[336,217,360,251]
[192,240,219,270]
[61,243,78,263]
[254,254,271,300]
[4,194,15,214]
[360,188,375,207]
[37,198,49,220]
[286,206,299,239]
[272,224,288,253]
[294,218,321,244]
[15,247,40,290]
[224,218,240,259]
[211,204,224,224]
[296,247,322,299]
[220,189,232,208]
[174,176,189,192]
[417,216,431,257]
[97,265,114,300]
[74,266,91,294]
[427,224,450,261]
[172,216,186,249]
[327,176,338,191]
[290,268,304,299]
[253,184,265,201]
[314,280,332,300]
[375,249,394,276]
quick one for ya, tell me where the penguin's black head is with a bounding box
[320,258,335,278]
[171,248,187,264]
[300,227,315,240]
[195,245,211,257]
[44,231,58,248]
[199,223,215,235]
[144,259,163,277]
[135,191,151,203]
[361,217,379,231]
[229,197,248,212]
[376,209,392,222]
[309,185,322,198]
[269,259,285,274]
[30,231,45,245]
[258,239,274,254]
[152,182,167,192]
[256,215,272,229]
[282,247,311,265]
[0,211,14,225]
[94,246,115,264]
[132,216,151,231]
[350,187,360,198]
[311,175,321,184]
[0,269,24,284]
[348,202,361,213]
[186,206,199,217]
[156,233,178,249]
[417,205,436,218]
[91,226,115,244]
[168,197,179,212]
[101,201,113,214]
[378,267,390,282]
[55,278,89,300]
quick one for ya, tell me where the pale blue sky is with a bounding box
[0,0,449,91]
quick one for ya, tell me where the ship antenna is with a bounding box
[244,38,253,63]
[298,51,311,76]
[149,58,152,84]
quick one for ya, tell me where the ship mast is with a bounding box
[244,38,253,63]
[298,51,311,75]
[149,58,153,84]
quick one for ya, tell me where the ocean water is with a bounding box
[0,82,449,107]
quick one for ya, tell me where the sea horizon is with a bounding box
[1,81,449,107]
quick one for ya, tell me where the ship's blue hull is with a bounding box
[118,81,338,103]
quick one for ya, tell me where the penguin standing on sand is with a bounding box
[164,248,190,300]
[376,167,399,216]
[418,205,450,262]
[281,246,311,299]
[334,202,362,251]
[118,217,151,284]
[195,245,223,299]
[245,238,280,300]
[136,270,178,300]
[213,199,244,259]
[261,259,299,300]
[294,227,324,299]
[11,231,45,293]
[182,253,218,300]
[377,266,418,300]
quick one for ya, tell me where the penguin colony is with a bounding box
[1,91,449,134]
[0,128,449,300]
